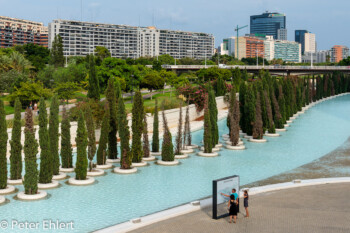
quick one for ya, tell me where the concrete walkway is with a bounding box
[131,183,350,233]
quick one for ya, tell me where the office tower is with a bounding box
[274,40,301,62]
[295,30,316,54]
[250,12,287,40]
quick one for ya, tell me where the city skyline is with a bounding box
[0,0,349,50]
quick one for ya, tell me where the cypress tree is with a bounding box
[312,76,316,102]
[38,98,53,184]
[152,99,160,152]
[97,105,110,165]
[278,85,286,124]
[117,96,132,169]
[174,102,183,155]
[85,106,96,171]
[203,98,212,153]
[161,103,174,161]
[143,114,150,158]
[10,98,22,180]
[131,91,144,163]
[227,86,236,136]
[87,55,100,100]
[75,111,88,180]
[305,78,310,105]
[229,87,240,146]
[252,92,264,140]
[264,90,275,134]
[259,82,269,133]
[23,109,39,195]
[272,88,283,129]
[49,94,60,176]
[239,81,247,133]
[106,78,118,159]
[215,77,226,97]
[208,89,218,147]
[0,100,8,189]
[183,104,192,147]
[244,85,256,136]
[282,79,291,118]
[61,106,73,168]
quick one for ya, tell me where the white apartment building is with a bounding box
[264,36,275,61]
[48,19,214,59]
[304,32,316,53]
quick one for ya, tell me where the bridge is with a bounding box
[161,65,350,75]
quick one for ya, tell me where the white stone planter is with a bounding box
[0,185,16,195]
[286,120,293,124]
[68,177,95,186]
[52,173,67,180]
[222,134,229,138]
[215,143,223,148]
[38,181,59,189]
[175,154,189,159]
[150,152,162,156]
[184,144,199,149]
[114,167,138,174]
[197,152,219,157]
[290,116,297,120]
[60,167,75,173]
[265,133,280,137]
[239,132,247,136]
[0,196,5,204]
[87,169,105,177]
[297,111,304,115]
[225,140,244,146]
[200,147,220,152]
[143,156,157,161]
[180,149,194,154]
[96,164,113,169]
[225,145,246,150]
[249,138,267,143]
[107,159,121,163]
[17,191,47,201]
[132,161,148,167]
[284,124,290,128]
[157,160,180,166]
[244,135,253,139]
[7,179,22,185]
[276,128,287,132]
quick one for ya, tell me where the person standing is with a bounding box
[228,195,238,223]
[244,190,249,217]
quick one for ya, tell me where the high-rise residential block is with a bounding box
[330,45,349,63]
[295,30,316,54]
[48,19,214,59]
[274,40,301,62]
[0,16,48,48]
[250,12,287,40]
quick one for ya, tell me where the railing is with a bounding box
[162,65,350,70]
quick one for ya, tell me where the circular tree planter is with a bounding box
[225,145,246,150]
[132,161,148,167]
[157,160,180,166]
[17,191,47,201]
[244,135,253,139]
[286,120,293,124]
[107,159,121,163]
[60,167,75,173]
[249,138,267,143]
[114,167,138,174]
[38,180,59,189]
[200,147,220,152]
[150,152,162,156]
[276,128,287,132]
[180,149,194,154]
[197,152,219,157]
[7,179,22,185]
[52,173,67,180]
[290,116,297,120]
[96,164,113,169]
[143,156,157,161]
[0,196,5,204]
[215,143,223,148]
[284,124,290,128]
[239,132,247,137]
[265,133,280,137]
[87,169,105,177]
[0,185,16,195]
[185,144,199,149]
[225,141,244,146]
[68,177,95,186]
[175,154,189,159]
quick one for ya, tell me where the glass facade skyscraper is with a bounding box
[250,12,287,40]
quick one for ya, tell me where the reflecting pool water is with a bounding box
[2,95,350,233]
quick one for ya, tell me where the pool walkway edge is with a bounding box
[94,177,350,233]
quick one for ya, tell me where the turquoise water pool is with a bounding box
[1,95,350,233]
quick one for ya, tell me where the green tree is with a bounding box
[271,87,283,129]
[0,100,8,189]
[277,85,286,125]
[38,98,52,184]
[183,104,191,147]
[174,102,183,155]
[203,98,212,153]
[23,108,39,195]
[50,35,64,67]
[94,46,111,61]
[161,104,174,161]
[152,60,162,71]
[215,76,226,97]
[85,106,96,171]
[152,99,160,152]
[143,114,150,158]
[141,72,165,99]
[9,98,22,180]
[117,96,132,169]
[208,89,219,147]
[75,111,88,180]
[252,92,264,139]
[87,55,100,100]
[49,95,60,176]
[131,91,144,163]
[232,68,242,89]
[55,82,81,104]
[244,85,256,136]
[61,106,73,168]
[106,78,118,159]
[97,105,110,165]
[264,90,275,134]
[239,81,247,133]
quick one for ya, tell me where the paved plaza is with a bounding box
[131,183,350,233]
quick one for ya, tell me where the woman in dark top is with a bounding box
[244,190,249,217]
[228,195,238,223]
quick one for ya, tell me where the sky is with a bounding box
[0,0,349,50]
